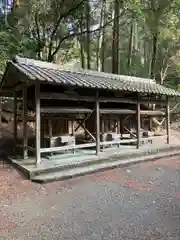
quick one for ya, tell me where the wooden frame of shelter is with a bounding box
[0,56,179,164]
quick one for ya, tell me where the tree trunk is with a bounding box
[80,13,85,69]
[101,28,105,72]
[97,0,106,71]
[127,17,133,73]
[150,31,158,79]
[112,0,120,74]
[86,0,91,69]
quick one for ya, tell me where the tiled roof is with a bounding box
[5,56,180,96]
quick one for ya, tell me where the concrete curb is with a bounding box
[31,150,180,183]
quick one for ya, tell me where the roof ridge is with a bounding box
[13,56,155,84]
[13,55,61,70]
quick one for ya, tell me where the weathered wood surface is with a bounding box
[166,96,170,144]
[35,82,41,164]
[40,92,167,105]
[23,88,28,159]
[40,134,167,153]
[13,91,17,142]
[96,94,100,155]
[124,126,137,138]
[40,106,165,117]
[41,107,92,114]
[136,94,140,149]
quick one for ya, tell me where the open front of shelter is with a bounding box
[0,56,180,181]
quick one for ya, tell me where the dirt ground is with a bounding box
[1,155,180,239]
[0,123,180,239]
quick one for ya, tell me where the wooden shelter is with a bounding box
[0,56,179,164]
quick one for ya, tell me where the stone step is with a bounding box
[31,149,180,183]
[29,145,180,178]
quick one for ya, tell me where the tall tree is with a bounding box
[85,0,91,69]
[112,0,120,74]
[96,0,106,71]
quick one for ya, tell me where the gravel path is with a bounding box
[1,156,180,239]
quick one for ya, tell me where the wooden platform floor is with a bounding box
[8,143,180,180]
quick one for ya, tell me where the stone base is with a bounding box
[6,144,180,183]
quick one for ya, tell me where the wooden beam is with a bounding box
[15,83,29,92]
[136,94,141,149]
[96,92,100,155]
[40,135,167,153]
[16,144,36,152]
[13,92,17,145]
[80,124,96,141]
[74,111,96,141]
[43,116,75,120]
[124,126,137,139]
[41,107,92,114]
[166,96,170,144]
[35,82,41,164]
[23,88,28,159]
[40,92,167,105]
[3,83,32,92]
[27,146,36,152]
[40,142,92,153]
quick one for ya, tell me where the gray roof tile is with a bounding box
[8,56,180,97]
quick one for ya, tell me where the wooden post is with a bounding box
[85,114,88,140]
[0,98,1,139]
[136,94,140,149]
[35,82,41,164]
[108,116,111,131]
[100,116,104,150]
[72,120,75,136]
[23,88,28,159]
[166,96,170,144]
[120,118,124,138]
[48,118,53,158]
[96,92,100,155]
[41,116,45,148]
[13,91,17,143]
[117,118,121,134]
[71,120,75,154]
[101,116,104,134]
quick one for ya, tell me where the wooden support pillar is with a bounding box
[120,118,123,138]
[13,91,17,143]
[101,116,104,134]
[149,116,153,131]
[0,97,1,139]
[48,118,53,158]
[85,115,88,140]
[71,120,75,154]
[41,116,45,148]
[96,92,100,155]
[136,94,140,149]
[72,120,75,136]
[0,95,2,139]
[23,88,28,159]
[117,118,120,134]
[166,96,170,144]
[35,82,41,164]
[108,116,111,131]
